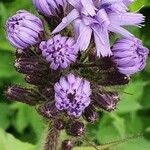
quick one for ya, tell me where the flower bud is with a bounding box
[54,119,64,130]
[37,101,58,119]
[6,10,44,49]
[83,105,98,123]
[68,121,85,137]
[112,38,149,75]
[14,58,48,75]
[93,91,119,112]
[32,0,67,17]
[5,86,40,105]
[62,140,73,150]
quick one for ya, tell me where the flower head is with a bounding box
[94,90,119,112]
[39,34,78,70]
[54,74,91,117]
[112,38,149,75]
[52,0,144,57]
[32,0,67,17]
[6,10,44,49]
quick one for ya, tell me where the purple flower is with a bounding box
[6,10,44,49]
[39,34,78,70]
[54,74,91,117]
[32,0,67,17]
[52,0,144,57]
[112,38,149,75]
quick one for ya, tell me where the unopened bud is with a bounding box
[68,121,85,137]
[54,119,64,130]
[62,140,73,150]
[83,105,98,123]
[5,86,39,105]
[37,101,58,119]
[15,58,48,75]
[93,91,119,112]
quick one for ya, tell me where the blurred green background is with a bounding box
[0,0,150,150]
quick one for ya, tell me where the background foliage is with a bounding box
[0,0,150,149]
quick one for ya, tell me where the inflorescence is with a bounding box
[5,0,149,149]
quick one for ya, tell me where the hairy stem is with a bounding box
[43,124,60,150]
[72,62,97,69]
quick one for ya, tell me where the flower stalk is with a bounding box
[43,124,60,150]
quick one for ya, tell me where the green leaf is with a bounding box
[0,51,16,78]
[94,114,121,143]
[0,103,11,129]
[125,112,143,134]
[116,81,145,113]
[26,107,44,140]
[129,0,148,11]
[116,98,142,113]
[111,113,126,137]
[74,134,143,150]
[114,138,150,150]
[0,128,35,150]
[11,103,29,133]
[0,40,15,52]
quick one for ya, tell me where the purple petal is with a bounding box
[76,24,92,51]
[7,35,24,49]
[52,9,80,34]
[68,0,81,8]
[109,24,134,38]
[123,0,134,6]
[93,25,112,57]
[81,0,97,16]
[109,12,145,26]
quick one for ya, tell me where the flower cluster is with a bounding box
[5,0,149,149]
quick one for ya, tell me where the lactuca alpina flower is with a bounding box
[52,0,144,57]
[6,10,44,49]
[54,74,91,117]
[112,38,149,75]
[39,34,78,70]
[32,0,67,17]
